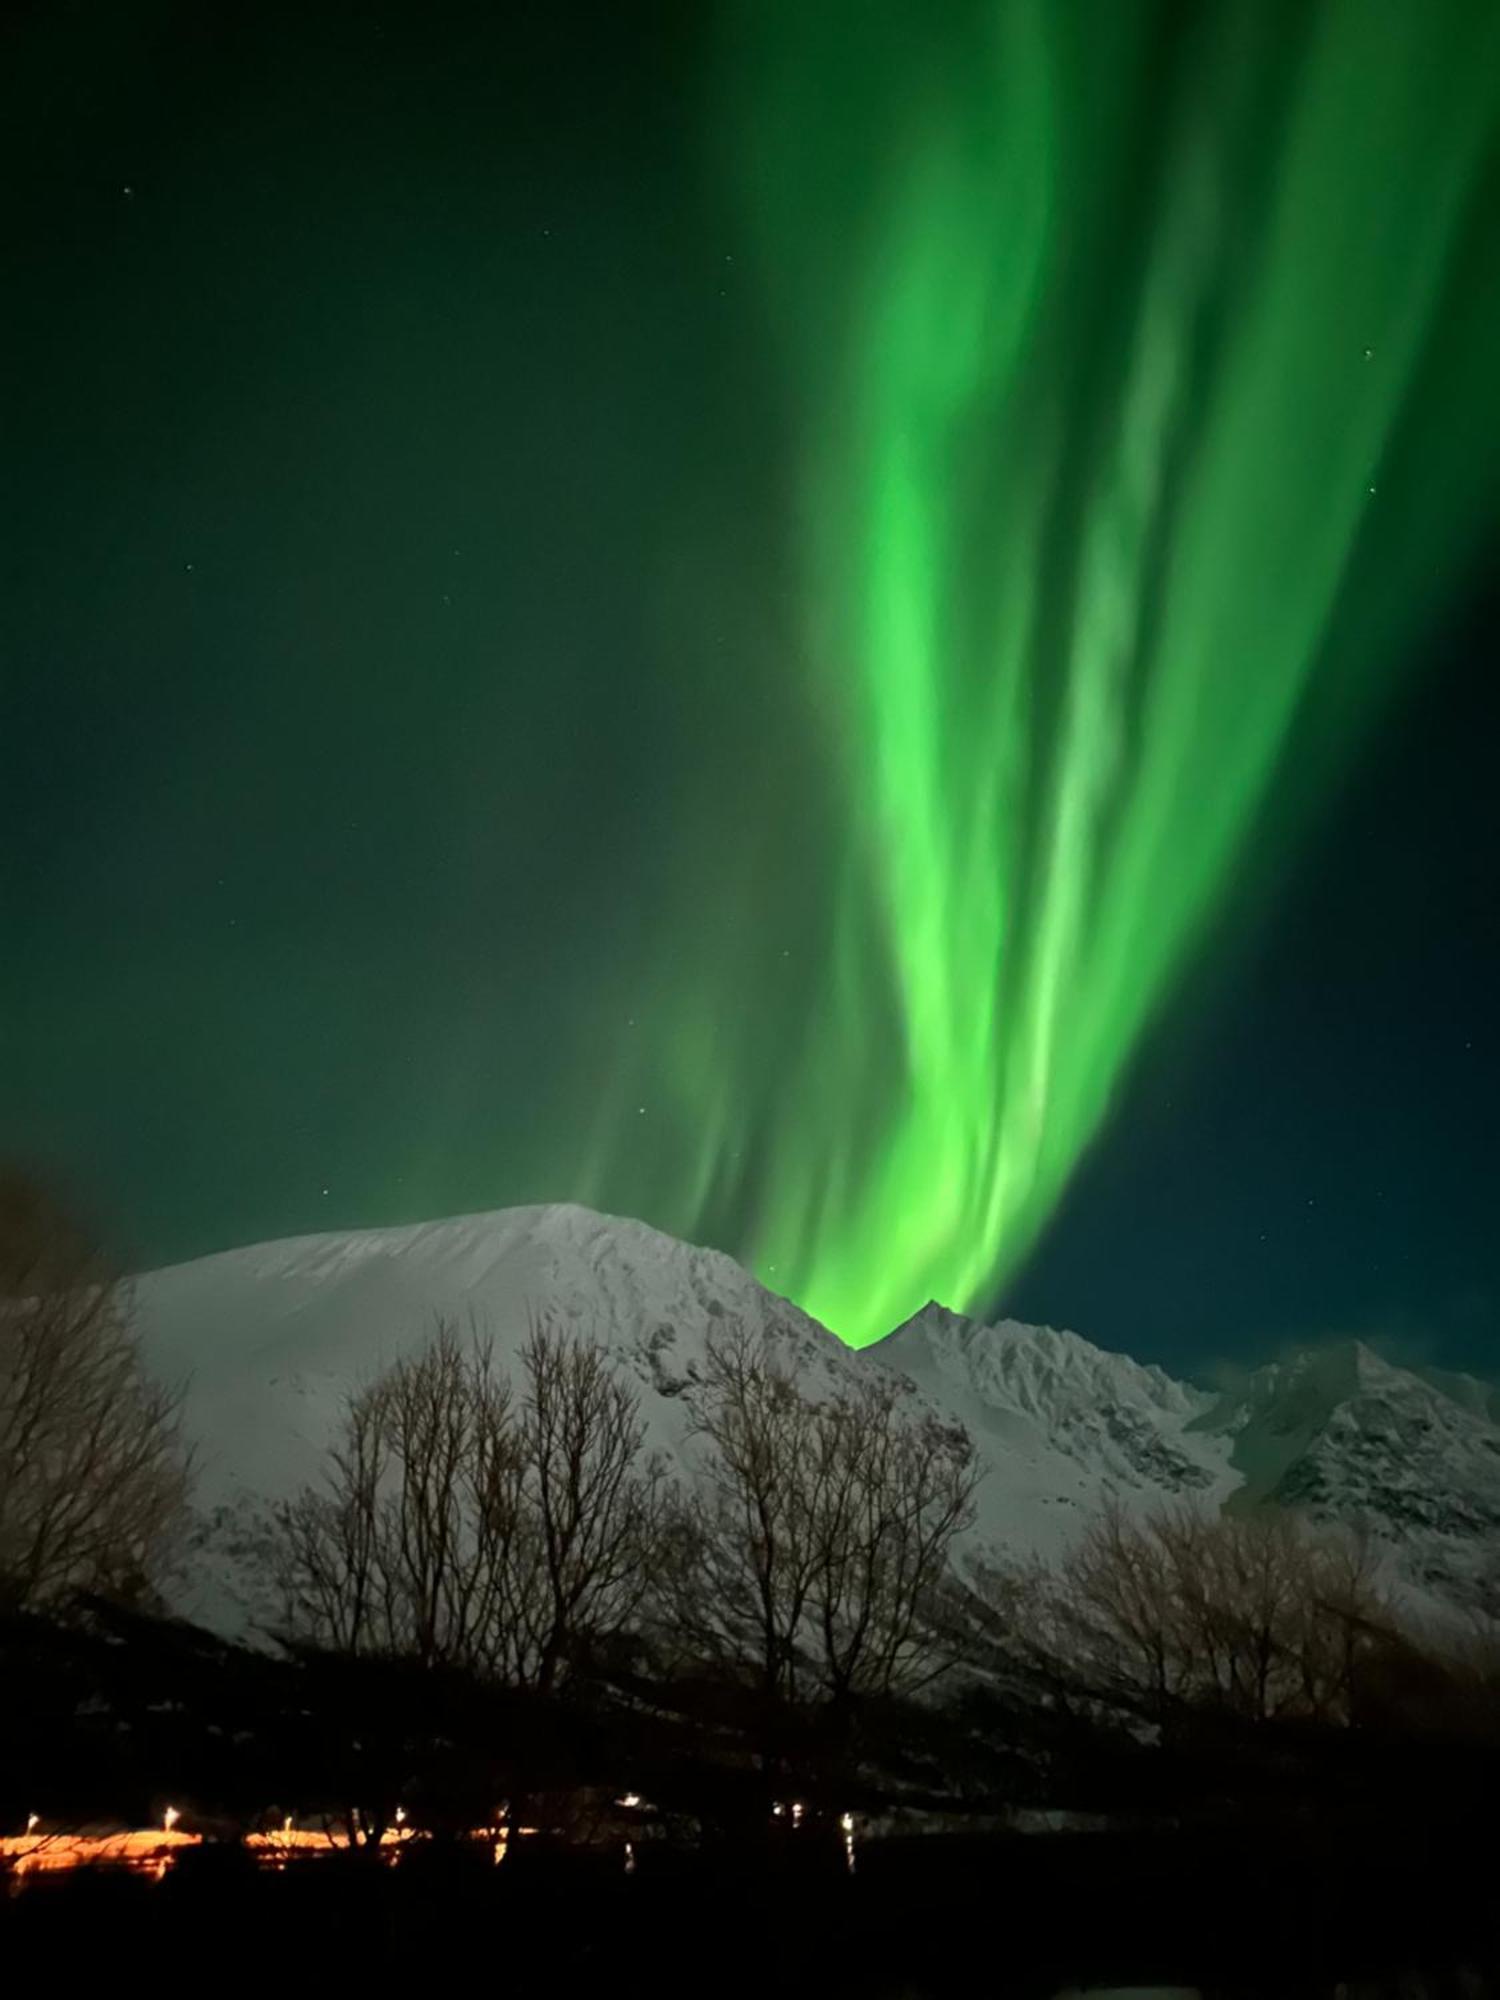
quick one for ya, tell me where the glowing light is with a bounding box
[3,1817,450,1886]
[0,1827,199,1879]
[564,0,1499,1345]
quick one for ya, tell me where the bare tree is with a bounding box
[1041,1498,1390,1726]
[275,1382,389,1655]
[518,1322,670,1693]
[807,1376,980,1703]
[277,1321,522,1667]
[0,1171,190,1611]
[1042,1500,1191,1714]
[275,1312,668,1692]
[673,1322,979,1705]
[672,1324,827,1702]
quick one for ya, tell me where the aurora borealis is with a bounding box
[5,1,1498,1361]
[583,0,1500,1340]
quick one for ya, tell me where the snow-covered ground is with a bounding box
[132,1203,1500,1626]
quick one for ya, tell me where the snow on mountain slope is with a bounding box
[137,1203,886,1627]
[1193,1341,1500,1608]
[132,1205,1500,1624]
[877,1309,1500,1613]
[869,1303,1239,1565]
[135,1202,861,1515]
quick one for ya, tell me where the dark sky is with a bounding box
[4,1,1497,1378]
[1005,583,1499,1378]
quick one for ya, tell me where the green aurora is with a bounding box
[5,1,1498,1354]
[577,0,1500,1343]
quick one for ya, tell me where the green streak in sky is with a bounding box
[586,0,1499,1344]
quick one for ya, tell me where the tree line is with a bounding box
[271,1311,981,1712]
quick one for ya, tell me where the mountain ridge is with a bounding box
[130,1202,1498,1625]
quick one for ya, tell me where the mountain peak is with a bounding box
[878,1299,1207,1422]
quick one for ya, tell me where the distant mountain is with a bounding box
[132,1205,1499,1626]
[876,1309,1500,1615]
[1194,1341,1500,1607]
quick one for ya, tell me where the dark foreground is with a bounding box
[5,1822,1497,1995]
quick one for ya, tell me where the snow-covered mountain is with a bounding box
[874,1308,1500,1614]
[135,1204,879,1626]
[132,1204,1499,1624]
[1192,1341,1500,1608]
[136,1203,860,1511]
[868,1302,1236,1566]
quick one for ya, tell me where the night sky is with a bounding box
[5,1,1497,1374]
